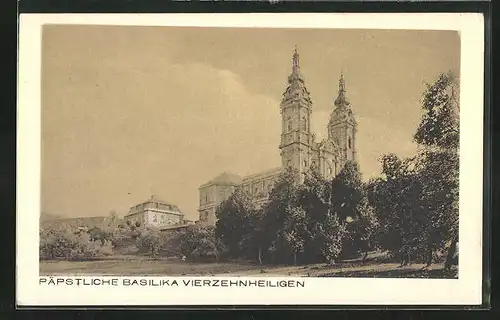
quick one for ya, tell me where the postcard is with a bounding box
[17,12,485,306]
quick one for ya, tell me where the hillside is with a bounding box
[40,213,124,230]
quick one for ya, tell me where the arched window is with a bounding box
[287,160,292,167]
[303,160,307,168]
[287,117,292,132]
[311,161,316,168]
[328,167,332,174]
[348,137,352,149]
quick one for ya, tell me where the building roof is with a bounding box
[242,167,282,182]
[200,172,242,188]
[131,195,181,210]
[159,223,193,231]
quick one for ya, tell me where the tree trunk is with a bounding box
[445,236,458,270]
[362,251,368,262]
[425,246,433,267]
[258,247,262,265]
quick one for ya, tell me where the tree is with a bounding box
[262,166,301,264]
[414,71,459,150]
[346,196,379,261]
[367,154,424,265]
[136,228,164,258]
[330,161,363,218]
[215,188,257,258]
[367,71,460,268]
[413,71,459,267]
[299,167,331,263]
[330,161,370,258]
[39,226,114,260]
[178,224,226,262]
[319,212,347,265]
[283,206,308,265]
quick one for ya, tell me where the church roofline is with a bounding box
[241,167,282,182]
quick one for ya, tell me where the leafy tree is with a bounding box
[414,71,459,267]
[344,196,379,260]
[367,71,459,267]
[283,205,308,265]
[414,71,459,150]
[215,188,257,258]
[262,166,301,264]
[319,213,347,265]
[367,154,425,265]
[39,226,113,260]
[136,228,164,258]
[299,167,331,263]
[178,224,226,262]
[88,226,113,245]
[330,161,374,258]
[330,161,364,222]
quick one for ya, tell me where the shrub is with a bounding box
[136,228,164,258]
[39,226,114,260]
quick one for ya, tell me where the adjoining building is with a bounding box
[198,48,358,225]
[124,195,193,230]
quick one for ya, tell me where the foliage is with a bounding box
[177,224,226,261]
[414,71,459,150]
[262,166,302,263]
[368,71,459,266]
[39,226,114,260]
[298,168,331,263]
[136,228,164,258]
[283,205,308,265]
[319,213,347,264]
[215,188,258,258]
[111,223,141,248]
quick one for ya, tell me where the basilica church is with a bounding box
[198,48,358,225]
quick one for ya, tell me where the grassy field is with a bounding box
[40,254,458,279]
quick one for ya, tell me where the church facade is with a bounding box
[198,48,357,225]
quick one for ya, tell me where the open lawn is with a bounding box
[40,254,457,279]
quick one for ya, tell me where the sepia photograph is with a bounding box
[17,13,484,306]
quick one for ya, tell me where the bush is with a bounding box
[136,228,164,258]
[39,226,114,260]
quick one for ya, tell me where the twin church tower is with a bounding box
[198,48,358,225]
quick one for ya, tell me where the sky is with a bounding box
[41,25,460,220]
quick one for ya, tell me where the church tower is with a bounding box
[279,47,314,175]
[327,73,357,165]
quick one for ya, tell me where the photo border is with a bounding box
[15,2,491,310]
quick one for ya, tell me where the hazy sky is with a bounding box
[41,25,460,220]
